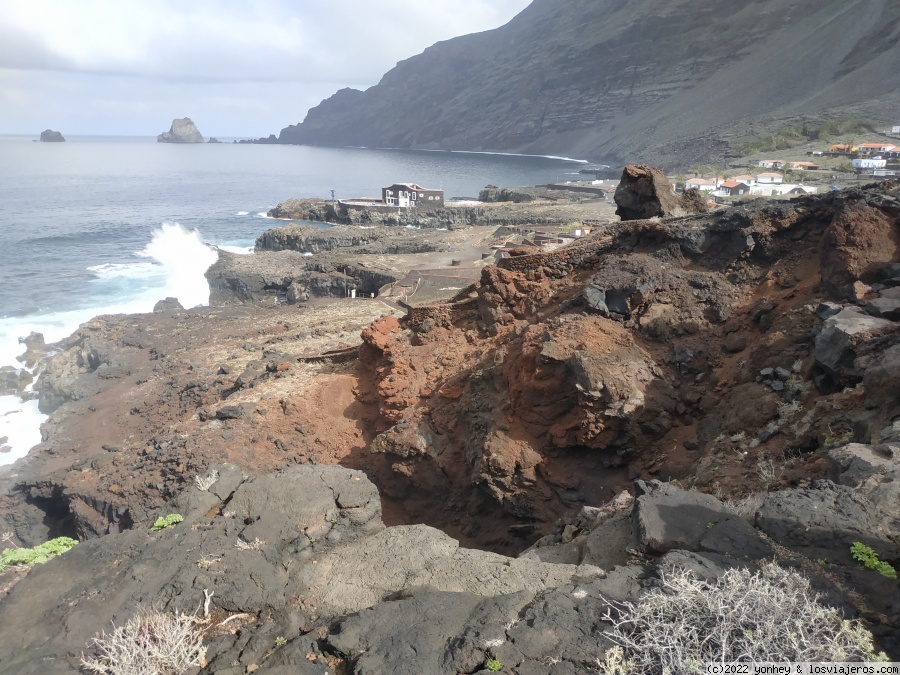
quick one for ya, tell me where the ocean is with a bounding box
[0,135,591,465]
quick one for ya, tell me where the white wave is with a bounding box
[218,245,254,255]
[0,222,218,465]
[0,396,45,466]
[136,223,218,309]
[88,262,160,280]
[414,147,590,164]
[255,212,274,219]
[235,211,250,216]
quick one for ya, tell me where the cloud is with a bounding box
[0,0,532,134]
[0,0,530,82]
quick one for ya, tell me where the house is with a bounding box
[719,180,751,197]
[730,174,755,185]
[892,126,900,134]
[788,161,819,171]
[757,160,783,169]
[858,143,896,155]
[382,183,444,208]
[748,183,818,196]
[874,168,897,177]
[852,158,887,170]
[884,148,900,160]
[684,178,717,191]
[756,172,784,184]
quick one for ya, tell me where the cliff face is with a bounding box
[157,117,204,143]
[278,0,900,165]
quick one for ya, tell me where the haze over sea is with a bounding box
[0,135,589,465]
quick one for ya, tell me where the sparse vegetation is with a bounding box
[851,542,897,579]
[600,563,887,674]
[194,469,219,492]
[234,537,265,551]
[81,611,206,674]
[150,514,184,531]
[731,118,873,156]
[485,655,504,672]
[0,536,78,572]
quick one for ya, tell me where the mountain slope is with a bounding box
[278,0,900,166]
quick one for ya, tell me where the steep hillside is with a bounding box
[278,0,900,166]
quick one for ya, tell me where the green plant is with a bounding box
[81,610,206,674]
[0,536,78,572]
[851,542,897,579]
[485,656,503,672]
[150,514,184,532]
[600,563,887,673]
[274,636,287,647]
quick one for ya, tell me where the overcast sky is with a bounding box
[0,0,531,137]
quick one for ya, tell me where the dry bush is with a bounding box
[600,563,886,674]
[81,611,206,675]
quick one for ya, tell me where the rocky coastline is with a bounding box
[1,176,900,672]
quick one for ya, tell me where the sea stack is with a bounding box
[39,129,65,142]
[157,117,204,143]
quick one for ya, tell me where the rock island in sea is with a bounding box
[157,117,204,143]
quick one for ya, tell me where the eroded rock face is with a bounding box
[820,200,899,299]
[157,117,204,143]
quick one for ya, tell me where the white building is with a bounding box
[891,125,900,133]
[749,184,818,196]
[684,178,718,191]
[853,158,887,169]
[756,172,784,184]
[757,160,783,169]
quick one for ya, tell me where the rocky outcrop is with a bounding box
[0,465,603,673]
[614,165,682,220]
[820,200,900,299]
[614,165,708,221]
[205,249,400,306]
[39,129,65,142]
[157,117,204,143]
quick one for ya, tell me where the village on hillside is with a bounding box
[673,125,900,205]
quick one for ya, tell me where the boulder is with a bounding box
[157,117,204,143]
[813,307,900,386]
[755,481,898,559]
[634,480,727,553]
[39,129,65,142]
[866,297,900,321]
[614,165,681,220]
[152,297,184,313]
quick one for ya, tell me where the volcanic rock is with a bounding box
[39,129,65,142]
[152,297,184,312]
[614,165,681,220]
[157,117,204,143]
[820,200,899,300]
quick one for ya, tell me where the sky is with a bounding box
[0,0,532,137]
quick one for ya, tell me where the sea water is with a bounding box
[0,135,592,464]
